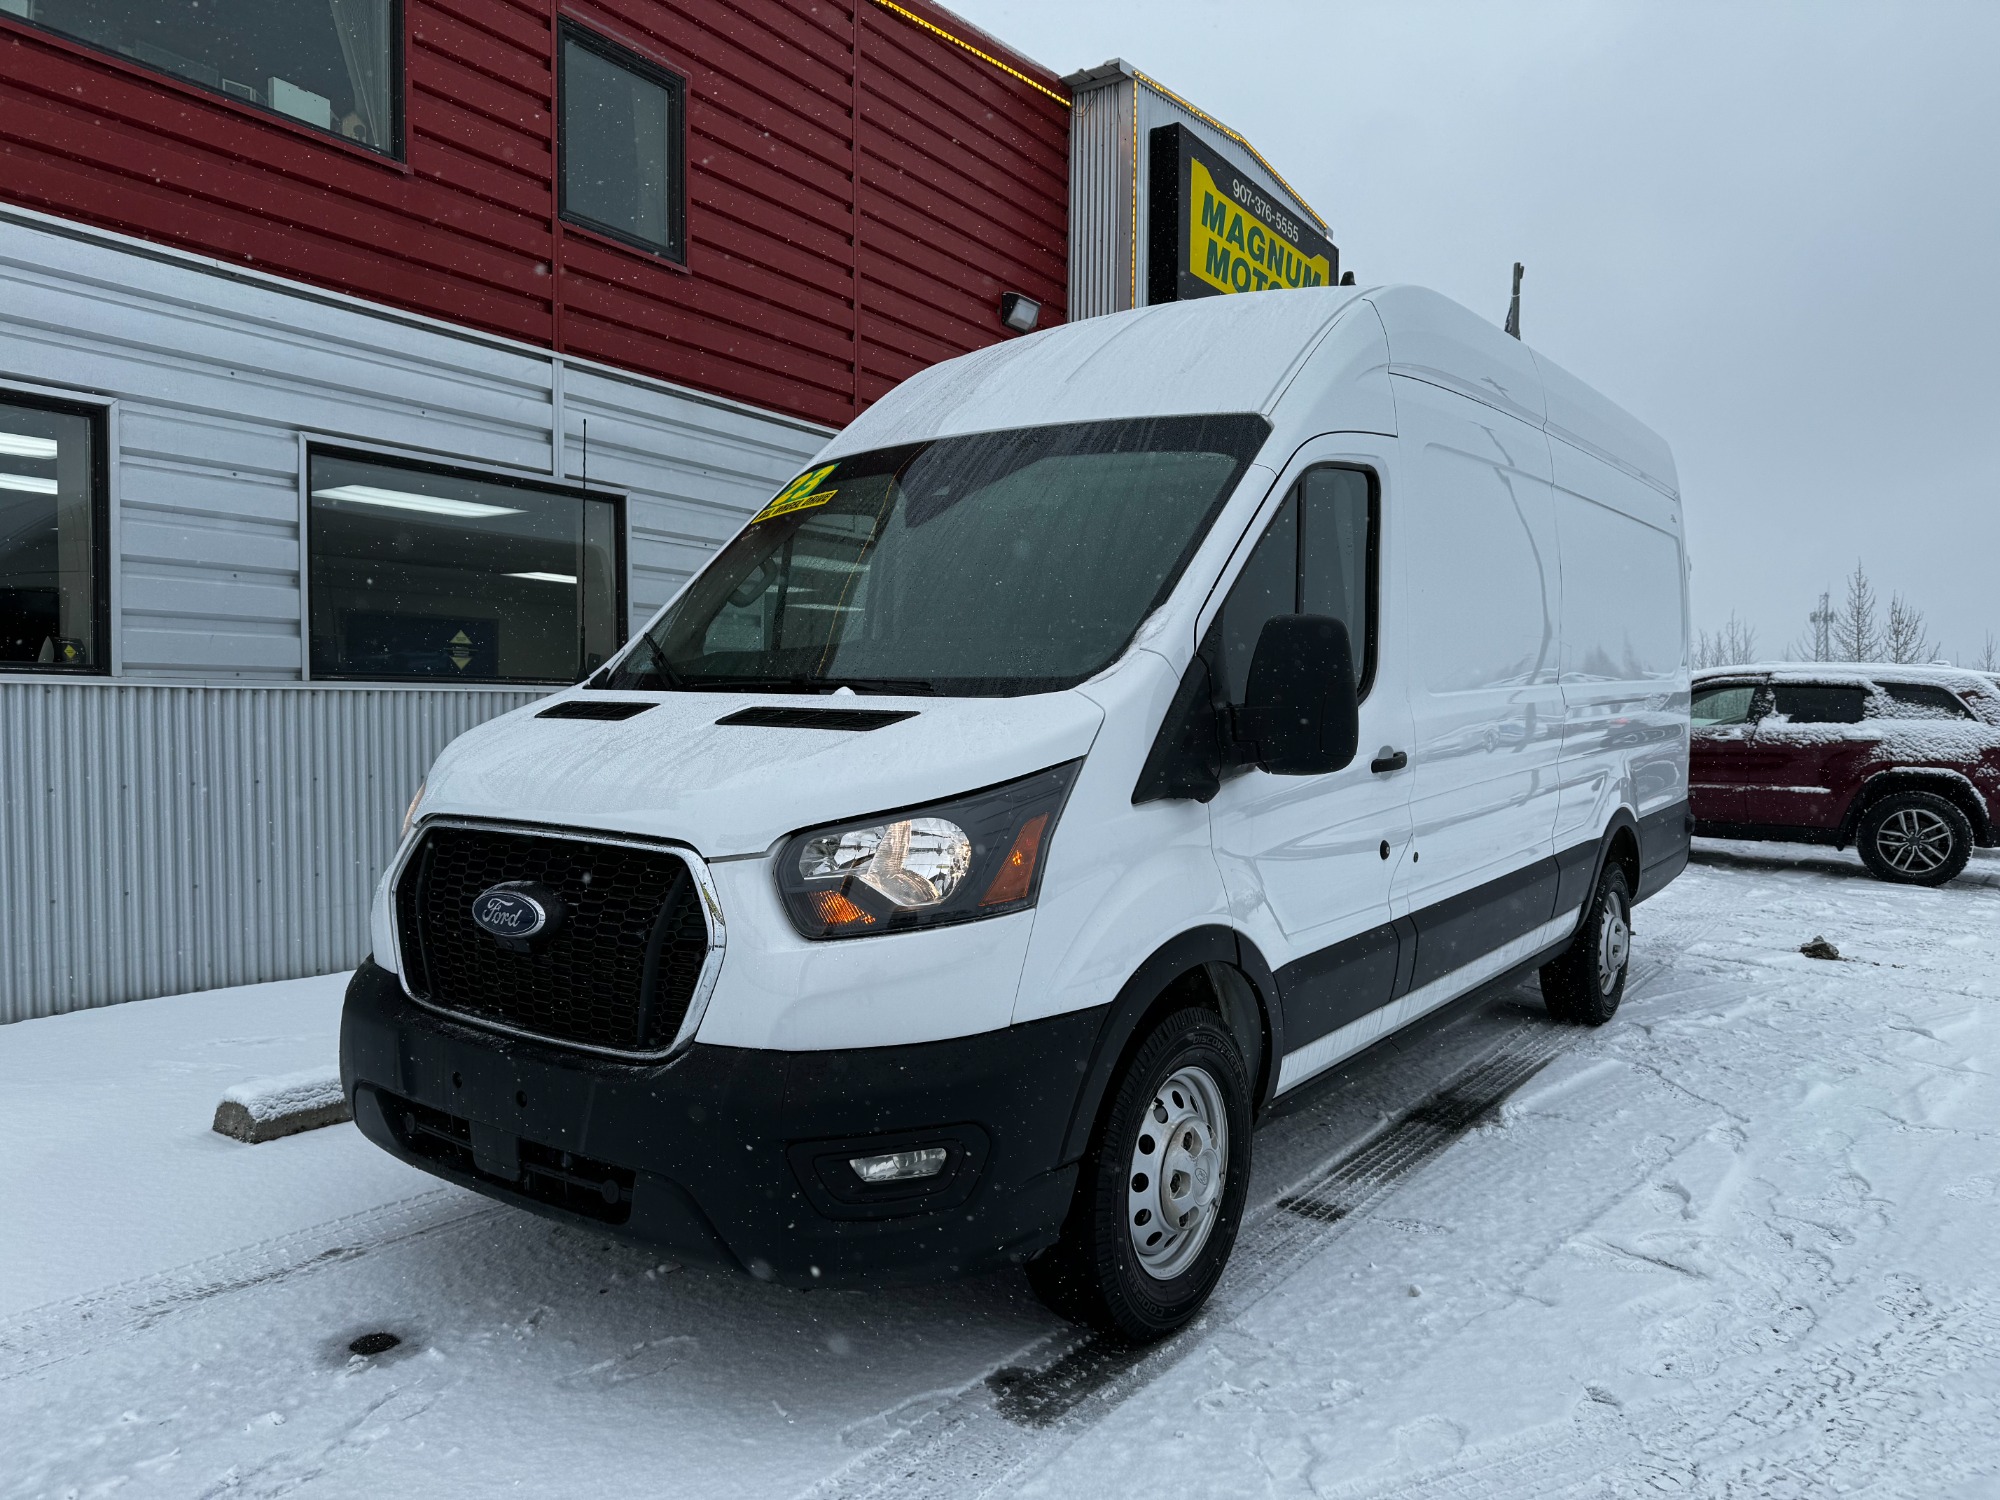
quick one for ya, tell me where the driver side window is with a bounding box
[1207,466,1377,706]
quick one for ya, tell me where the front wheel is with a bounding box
[1027,1007,1252,1343]
[1540,863,1631,1026]
[1856,790,1973,886]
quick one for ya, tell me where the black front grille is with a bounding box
[396,824,710,1054]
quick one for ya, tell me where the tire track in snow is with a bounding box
[803,887,1728,1500]
[0,1188,499,1383]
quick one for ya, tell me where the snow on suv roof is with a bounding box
[1694,662,2000,694]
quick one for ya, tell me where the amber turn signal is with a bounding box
[812,890,876,928]
[980,813,1048,906]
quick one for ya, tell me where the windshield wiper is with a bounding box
[593,633,685,691]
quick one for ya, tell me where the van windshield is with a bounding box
[600,414,1269,697]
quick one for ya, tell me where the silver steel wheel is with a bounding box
[1875,807,1954,875]
[1596,891,1630,996]
[1126,1065,1229,1281]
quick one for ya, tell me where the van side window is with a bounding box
[1209,466,1377,706]
[1771,683,1867,724]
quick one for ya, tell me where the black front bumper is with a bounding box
[339,960,1097,1287]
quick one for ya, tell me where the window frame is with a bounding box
[1690,678,1766,728]
[1873,680,1975,721]
[1203,462,1381,706]
[1,0,407,162]
[303,443,627,688]
[557,18,690,265]
[0,386,112,678]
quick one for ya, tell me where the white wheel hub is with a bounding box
[1597,893,1630,996]
[1127,1065,1229,1281]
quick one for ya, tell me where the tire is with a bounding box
[1027,1007,1252,1343]
[1856,790,1973,886]
[1540,863,1631,1026]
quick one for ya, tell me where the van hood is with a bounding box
[417,689,1107,858]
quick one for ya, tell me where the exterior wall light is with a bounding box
[999,292,1041,333]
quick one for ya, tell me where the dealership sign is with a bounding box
[1147,123,1338,304]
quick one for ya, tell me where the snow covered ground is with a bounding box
[5,842,1999,1498]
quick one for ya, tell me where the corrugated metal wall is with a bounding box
[1,208,829,674]
[0,680,541,1023]
[0,0,1071,428]
[1067,72,1135,320]
[1064,64,1328,321]
[0,208,831,1020]
[854,1,1069,405]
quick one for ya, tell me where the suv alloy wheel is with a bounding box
[1856,790,1974,886]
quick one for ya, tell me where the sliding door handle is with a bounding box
[1370,749,1408,774]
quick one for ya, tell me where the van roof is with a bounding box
[822,285,1676,497]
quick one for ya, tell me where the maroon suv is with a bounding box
[1690,665,2000,884]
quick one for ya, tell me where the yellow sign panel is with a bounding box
[751,463,840,524]
[1187,157,1331,297]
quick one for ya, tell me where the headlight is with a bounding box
[777,762,1080,940]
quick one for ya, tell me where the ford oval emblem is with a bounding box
[471,882,557,940]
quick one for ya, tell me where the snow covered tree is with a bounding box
[1832,561,1880,662]
[1976,632,1998,673]
[1695,612,1759,668]
[1882,593,1935,664]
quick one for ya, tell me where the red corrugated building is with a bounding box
[0,0,1070,427]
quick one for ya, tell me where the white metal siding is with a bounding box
[0,205,831,673]
[0,206,833,1019]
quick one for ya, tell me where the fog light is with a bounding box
[848,1147,949,1184]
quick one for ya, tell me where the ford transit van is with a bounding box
[341,285,1691,1341]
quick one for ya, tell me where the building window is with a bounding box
[0,393,107,673]
[308,451,621,685]
[560,22,687,261]
[6,1,402,157]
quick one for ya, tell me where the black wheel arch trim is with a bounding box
[1844,769,1992,846]
[1057,925,1284,1165]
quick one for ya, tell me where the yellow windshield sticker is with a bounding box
[752,464,840,524]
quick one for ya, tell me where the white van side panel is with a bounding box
[1265,299,1399,441]
[1390,378,1565,932]
[1551,438,1691,847]
[1012,648,1231,1027]
[1369,286,1547,427]
[1534,348,1679,499]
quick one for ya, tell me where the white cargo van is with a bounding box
[342,285,1690,1341]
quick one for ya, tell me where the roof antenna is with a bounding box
[1504,262,1524,339]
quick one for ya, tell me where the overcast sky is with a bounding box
[953,0,2000,666]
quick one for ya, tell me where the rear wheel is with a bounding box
[1856,790,1972,886]
[1541,863,1631,1026]
[1027,1007,1251,1343]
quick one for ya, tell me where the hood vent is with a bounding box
[537,700,656,721]
[716,706,918,732]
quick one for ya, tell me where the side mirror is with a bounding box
[1236,615,1360,775]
